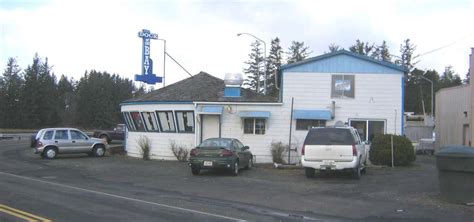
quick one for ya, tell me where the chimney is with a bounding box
[224,73,243,97]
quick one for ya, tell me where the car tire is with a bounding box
[191,168,200,175]
[93,145,105,157]
[353,159,362,180]
[305,167,315,178]
[232,161,239,176]
[245,158,253,170]
[100,135,110,144]
[43,147,57,159]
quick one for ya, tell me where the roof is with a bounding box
[280,49,407,73]
[123,72,278,104]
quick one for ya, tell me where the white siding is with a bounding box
[282,72,403,145]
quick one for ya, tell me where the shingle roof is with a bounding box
[123,72,278,104]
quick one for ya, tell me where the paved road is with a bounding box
[1,139,473,221]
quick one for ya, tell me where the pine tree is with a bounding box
[286,41,311,64]
[327,43,341,53]
[377,41,392,62]
[396,39,418,75]
[0,58,24,128]
[21,54,43,128]
[349,39,375,57]
[266,37,283,97]
[57,75,76,126]
[243,40,264,93]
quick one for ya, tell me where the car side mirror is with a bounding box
[243,146,249,150]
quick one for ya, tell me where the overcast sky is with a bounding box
[1,0,473,88]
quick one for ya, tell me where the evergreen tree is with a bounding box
[0,58,23,128]
[439,66,462,88]
[396,39,418,75]
[327,43,341,53]
[57,75,76,126]
[377,41,392,62]
[266,37,283,97]
[464,71,470,84]
[286,41,311,64]
[243,40,264,93]
[20,54,43,128]
[349,40,375,57]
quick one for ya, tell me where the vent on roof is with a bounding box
[224,73,243,97]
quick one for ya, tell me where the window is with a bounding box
[123,112,136,131]
[243,118,266,135]
[175,111,194,133]
[141,112,159,132]
[54,130,69,140]
[130,112,146,131]
[43,130,54,140]
[156,111,176,132]
[70,130,88,140]
[296,119,326,130]
[331,75,355,98]
[304,128,356,145]
[349,119,385,142]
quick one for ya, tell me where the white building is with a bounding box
[121,50,406,163]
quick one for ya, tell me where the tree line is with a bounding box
[242,38,468,116]
[0,54,146,129]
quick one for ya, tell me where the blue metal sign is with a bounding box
[135,29,162,84]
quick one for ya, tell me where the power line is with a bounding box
[413,33,473,59]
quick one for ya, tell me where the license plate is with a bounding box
[322,160,335,166]
[203,161,213,166]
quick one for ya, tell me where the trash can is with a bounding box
[435,146,474,204]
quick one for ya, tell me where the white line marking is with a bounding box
[0,171,245,222]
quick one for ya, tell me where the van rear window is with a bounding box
[304,128,355,145]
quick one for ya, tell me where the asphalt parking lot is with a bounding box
[1,138,473,221]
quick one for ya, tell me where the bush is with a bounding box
[271,141,289,164]
[369,134,416,166]
[136,136,151,160]
[170,140,189,162]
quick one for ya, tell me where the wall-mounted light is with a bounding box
[464,111,468,118]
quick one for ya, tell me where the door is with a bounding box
[201,115,220,141]
[70,130,92,152]
[233,140,249,166]
[53,129,72,153]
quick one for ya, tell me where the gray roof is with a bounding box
[124,72,278,104]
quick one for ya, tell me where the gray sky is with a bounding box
[1,0,473,87]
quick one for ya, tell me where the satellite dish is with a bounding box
[224,73,244,86]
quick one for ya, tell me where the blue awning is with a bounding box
[238,111,271,118]
[197,106,223,115]
[293,109,332,120]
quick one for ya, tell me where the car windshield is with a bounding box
[305,128,355,145]
[198,138,232,149]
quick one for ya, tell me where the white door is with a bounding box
[202,115,220,141]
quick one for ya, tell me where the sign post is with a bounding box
[135,29,162,84]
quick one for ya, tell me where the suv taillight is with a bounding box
[36,140,43,148]
[352,144,357,156]
[301,145,305,156]
[190,148,198,157]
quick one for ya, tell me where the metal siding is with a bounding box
[284,54,404,74]
[224,87,241,97]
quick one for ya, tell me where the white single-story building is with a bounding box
[121,50,406,163]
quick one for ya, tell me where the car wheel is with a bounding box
[305,167,315,178]
[93,145,105,157]
[245,158,253,170]
[191,168,200,175]
[353,159,362,180]
[43,147,57,159]
[100,135,110,144]
[232,161,239,176]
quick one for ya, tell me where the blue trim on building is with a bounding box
[281,50,407,74]
[198,106,224,114]
[224,86,241,97]
[293,109,332,120]
[401,76,405,135]
[238,111,271,118]
[121,101,193,106]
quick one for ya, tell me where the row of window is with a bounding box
[123,111,195,133]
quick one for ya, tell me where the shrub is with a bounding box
[136,136,151,160]
[170,140,189,162]
[369,134,416,166]
[271,141,289,164]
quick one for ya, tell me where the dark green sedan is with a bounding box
[188,138,253,176]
